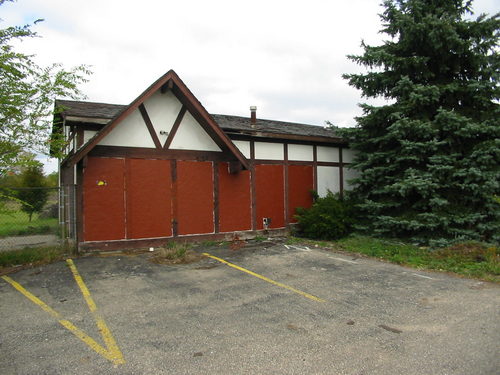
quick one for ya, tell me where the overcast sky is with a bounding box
[1,0,498,173]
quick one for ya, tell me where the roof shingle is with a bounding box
[55,100,342,141]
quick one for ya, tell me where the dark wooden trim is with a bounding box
[89,145,235,162]
[161,79,173,94]
[139,104,162,149]
[250,140,255,160]
[213,162,219,234]
[76,161,84,244]
[339,147,344,197]
[67,70,250,170]
[313,145,318,192]
[284,143,289,226]
[65,122,105,132]
[228,161,243,174]
[76,128,84,148]
[164,105,186,149]
[78,228,290,252]
[170,79,249,169]
[226,132,347,146]
[252,159,285,165]
[250,140,256,231]
[124,158,130,238]
[170,159,178,237]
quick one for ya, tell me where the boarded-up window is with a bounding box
[83,157,126,241]
[218,163,252,232]
[288,165,314,222]
[177,161,214,235]
[126,159,172,239]
[255,164,285,229]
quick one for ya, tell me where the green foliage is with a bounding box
[0,245,65,268]
[294,192,356,240]
[339,0,500,245]
[334,235,499,282]
[16,162,48,221]
[0,0,91,174]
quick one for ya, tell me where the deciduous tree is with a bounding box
[0,0,91,175]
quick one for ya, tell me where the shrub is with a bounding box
[294,191,357,240]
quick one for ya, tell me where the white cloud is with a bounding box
[1,0,496,173]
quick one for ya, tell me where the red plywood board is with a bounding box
[177,161,214,235]
[126,159,172,239]
[83,157,126,241]
[288,165,314,223]
[218,163,252,232]
[255,164,285,229]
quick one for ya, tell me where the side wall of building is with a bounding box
[77,140,356,249]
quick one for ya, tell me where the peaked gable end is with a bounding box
[66,70,249,169]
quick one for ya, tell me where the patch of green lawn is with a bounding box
[0,211,58,238]
[289,235,500,283]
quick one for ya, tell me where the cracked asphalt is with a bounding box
[1,239,499,374]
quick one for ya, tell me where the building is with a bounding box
[52,70,356,251]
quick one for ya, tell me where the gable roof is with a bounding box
[63,70,250,169]
[55,101,344,145]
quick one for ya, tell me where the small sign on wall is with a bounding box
[96,180,107,186]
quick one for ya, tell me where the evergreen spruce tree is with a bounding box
[340,0,499,245]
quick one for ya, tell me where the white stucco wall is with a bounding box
[233,140,251,158]
[317,166,340,197]
[169,111,221,151]
[143,90,183,145]
[98,109,156,148]
[254,142,284,160]
[288,144,313,161]
[317,146,340,162]
[83,130,97,145]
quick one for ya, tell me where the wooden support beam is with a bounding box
[213,162,220,234]
[171,160,178,237]
[228,161,243,174]
[164,106,187,149]
[139,104,162,149]
[161,79,174,94]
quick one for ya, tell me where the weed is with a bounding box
[288,235,499,282]
[0,246,66,273]
[253,235,267,242]
[150,242,203,265]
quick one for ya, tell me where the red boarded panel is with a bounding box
[288,165,314,223]
[83,157,125,241]
[126,159,172,239]
[177,161,214,235]
[218,163,252,232]
[255,164,285,229]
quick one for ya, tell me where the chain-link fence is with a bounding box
[0,186,76,252]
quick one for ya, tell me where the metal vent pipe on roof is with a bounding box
[250,106,257,127]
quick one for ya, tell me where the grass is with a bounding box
[150,242,204,264]
[289,235,500,283]
[0,246,67,273]
[0,210,58,238]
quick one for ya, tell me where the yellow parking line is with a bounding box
[66,259,125,364]
[1,260,125,365]
[203,253,325,303]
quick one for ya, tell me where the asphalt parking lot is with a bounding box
[1,240,499,374]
